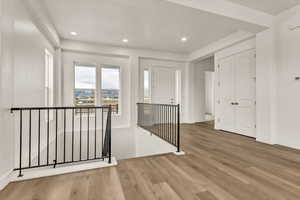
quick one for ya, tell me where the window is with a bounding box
[45,49,54,107]
[74,64,96,107]
[144,69,151,103]
[101,66,120,114]
[45,49,54,120]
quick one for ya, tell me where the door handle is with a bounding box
[231,102,239,105]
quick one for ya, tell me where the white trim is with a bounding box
[0,170,13,191]
[23,0,60,47]
[214,38,256,61]
[10,157,117,182]
[165,0,273,28]
[173,151,186,156]
[189,31,255,61]
[61,40,188,62]
[100,65,121,115]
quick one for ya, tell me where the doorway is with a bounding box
[193,57,215,125]
[143,66,181,105]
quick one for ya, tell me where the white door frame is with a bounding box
[141,65,182,105]
[214,40,256,138]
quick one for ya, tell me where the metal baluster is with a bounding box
[18,110,23,177]
[165,105,167,141]
[102,108,104,158]
[72,108,75,162]
[170,106,173,144]
[108,106,112,164]
[168,105,170,142]
[80,108,82,161]
[177,104,180,152]
[29,110,32,168]
[156,105,158,134]
[170,106,173,143]
[38,109,41,166]
[47,109,50,165]
[137,104,139,126]
[54,109,58,168]
[158,105,161,138]
[63,109,66,163]
[94,108,97,159]
[87,108,90,160]
[172,106,175,145]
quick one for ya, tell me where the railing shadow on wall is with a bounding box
[137,103,180,152]
[10,105,112,177]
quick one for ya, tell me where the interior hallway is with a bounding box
[1,123,300,200]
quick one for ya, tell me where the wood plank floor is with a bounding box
[2,123,300,200]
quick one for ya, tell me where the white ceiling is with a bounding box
[226,0,300,15]
[42,0,265,53]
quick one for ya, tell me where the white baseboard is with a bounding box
[10,157,117,182]
[173,151,186,156]
[0,170,13,191]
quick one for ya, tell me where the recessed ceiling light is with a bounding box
[122,38,129,43]
[181,37,188,42]
[70,32,78,36]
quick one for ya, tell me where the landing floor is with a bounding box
[1,123,300,200]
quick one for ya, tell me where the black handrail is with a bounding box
[11,106,112,177]
[137,103,180,152]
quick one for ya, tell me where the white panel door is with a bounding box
[235,49,256,137]
[218,56,236,132]
[151,67,176,104]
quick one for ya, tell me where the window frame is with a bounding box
[100,65,121,115]
[73,62,97,109]
[73,62,121,116]
[45,49,54,107]
[45,49,54,121]
[143,68,151,103]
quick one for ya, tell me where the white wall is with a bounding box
[62,51,131,128]
[192,57,214,122]
[214,39,256,130]
[135,127,176,157]
[13,11,54,107]
[62,51,137,160]
[12,0,57,170]
[205,71,215,119]
[0,0,15,188]
[139,58,187,120]
[209,5,300,150]
[272,6,300,149]
[255,29,277,144]
[0,0,56,188]
[61,48,188,159]
[254,5,300,149]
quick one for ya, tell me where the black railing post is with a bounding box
[29,110,32,168]
[63,109,66,163]
[87,108,90,160]
[136,103,181,151]
[94,108,97,159]
[72,108,74,162]
[47,109,50,165]
[108,105,112,164]
[11,106,112,175]
[177,104,180,153]
[54,109,58,168]
[38,109,41,166]
[18,110,23,177]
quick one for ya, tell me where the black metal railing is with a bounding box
[11,106,112,177]
[137,103,180,152]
